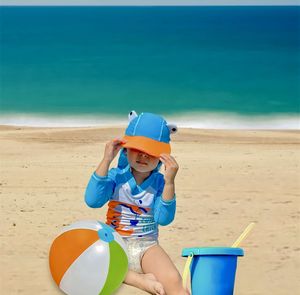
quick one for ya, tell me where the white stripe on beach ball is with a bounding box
[59,240,110,295]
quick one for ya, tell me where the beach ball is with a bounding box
[49,220,128,295]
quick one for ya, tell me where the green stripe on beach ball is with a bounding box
[99,240,128,295]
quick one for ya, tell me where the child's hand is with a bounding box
[103,138,125,163]
[159,154,179,184]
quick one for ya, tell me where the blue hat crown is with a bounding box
[125,112,176,143]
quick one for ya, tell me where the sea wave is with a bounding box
[0,112,299,130]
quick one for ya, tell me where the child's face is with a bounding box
[126,148,160,173]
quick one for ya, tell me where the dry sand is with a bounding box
[1,126,299,295]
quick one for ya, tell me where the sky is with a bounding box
[1,0,299,5]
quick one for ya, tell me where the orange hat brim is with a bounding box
[121,135,171,158]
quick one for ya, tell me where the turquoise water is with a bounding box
[0,6,299,128]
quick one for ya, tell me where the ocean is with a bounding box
[0,6,299,129]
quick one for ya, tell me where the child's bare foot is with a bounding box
[124,270,165,295]
[140,273,165,295]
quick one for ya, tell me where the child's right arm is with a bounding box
[84,138,124,208]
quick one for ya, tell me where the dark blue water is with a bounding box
[0,6,299,127]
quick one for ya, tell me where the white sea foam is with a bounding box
[0,112,299,130]
[167,112,300,130]
[0,113,127,128]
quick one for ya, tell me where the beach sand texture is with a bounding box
[1,126,299,295]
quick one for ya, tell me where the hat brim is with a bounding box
[121,135,171,158]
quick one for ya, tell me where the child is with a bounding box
[85,111,189,295]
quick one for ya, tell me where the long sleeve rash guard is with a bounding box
[85,165,176,239]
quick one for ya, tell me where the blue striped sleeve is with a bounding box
[154,195,176,226]
[84,168,117,208]
[153,176,176,226]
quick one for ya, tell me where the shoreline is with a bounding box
[0,124,299,132]
[0,112,299,130]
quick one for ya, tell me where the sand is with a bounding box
[1,126,299,295]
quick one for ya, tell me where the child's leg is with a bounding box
[124,269,165,295]
[141,245,190,295]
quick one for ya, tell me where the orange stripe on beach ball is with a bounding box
[49,229,99,286]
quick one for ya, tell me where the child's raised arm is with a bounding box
[95,138,124,176]
[154,154,179,226]
[84,138,124,208]
[159,153,179,201]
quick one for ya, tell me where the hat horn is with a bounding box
[128,110,138,122]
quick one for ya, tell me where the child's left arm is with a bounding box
[159,154,178,201]
[154,154,179,226]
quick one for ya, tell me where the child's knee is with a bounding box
[163,270,190,294]
[165,269,182,286]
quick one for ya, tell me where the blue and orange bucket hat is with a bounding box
[121,111,178,158]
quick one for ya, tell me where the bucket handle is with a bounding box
[182,253,194,290]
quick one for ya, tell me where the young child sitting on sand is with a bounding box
[85,111,189,295]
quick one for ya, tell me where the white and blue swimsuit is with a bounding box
[85,150,176,272]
